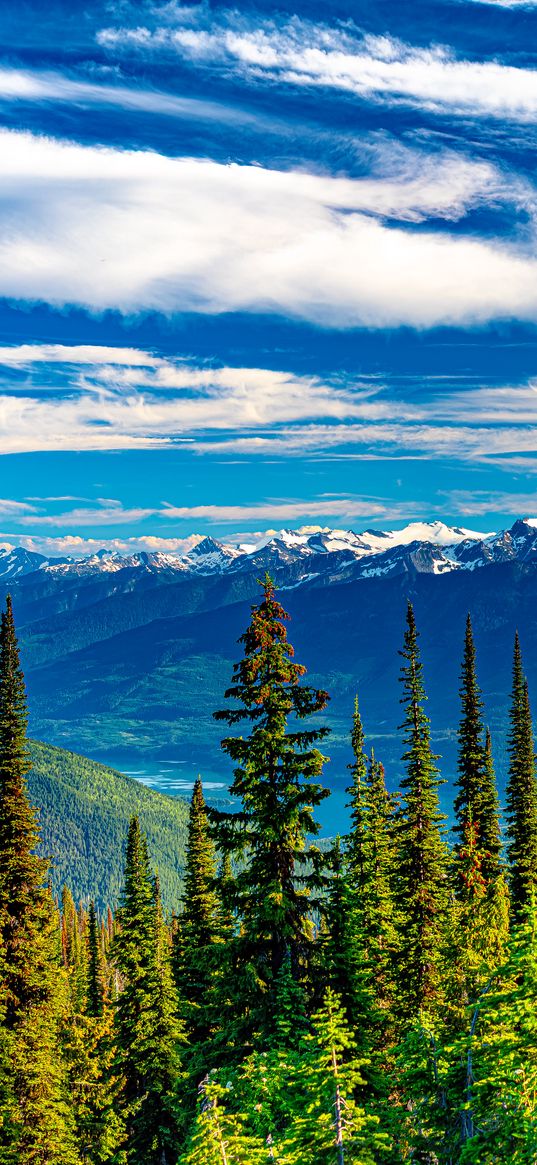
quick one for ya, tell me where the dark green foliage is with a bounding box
[506,633,537,919]
[173,777,226,1116]
[394,601,450,1022]
[86,902,104,1018]
[113,815,183,1164]
[7,579,537,1162]
[321,836,366,1032]
[454,616,502,887]
[346,695,368,886]
[210,574,330,1044]
[0,597,80,1163]
[27,738,188,912]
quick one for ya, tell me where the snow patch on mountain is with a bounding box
[0,519,535,587]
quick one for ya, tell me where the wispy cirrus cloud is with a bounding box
[0,499,37,516]
[3,343,537,464]
[7,494,407,531]
[99,13,537,122]
[0,130,535,329]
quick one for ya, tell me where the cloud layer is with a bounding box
[0,129,536,328]
[99,14,537,122]
[2,343,537,469]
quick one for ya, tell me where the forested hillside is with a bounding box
[27,739,188,912]
[4,580,537,1162]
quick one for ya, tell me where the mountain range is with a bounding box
[4,516,537,815]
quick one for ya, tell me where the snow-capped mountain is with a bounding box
[0,517,524,586]
[7,515,537,781]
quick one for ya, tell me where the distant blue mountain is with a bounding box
[3,517,537,809]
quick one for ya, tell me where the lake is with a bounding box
[100,754,351,838]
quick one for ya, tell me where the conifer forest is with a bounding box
[3,575,537,1165]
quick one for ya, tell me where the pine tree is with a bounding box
[113,815,183,1164]
[210,574,330,1046]
[506,634,537,918]
[454,616,502,887]
[0,596,80,1164]
[394,602,450,1023]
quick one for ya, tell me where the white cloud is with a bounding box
[5,495,402,533]
[0,130,535,330]
[465,1,537,7]
[4,340,537,460]
[444,490,537,514]
[0,67,265,129]
[0,355,391,453]
[193,419,537,462]
[0,499,37,516]
[0,533,207,556]
[0,343,163,367]
[99,15,537,122]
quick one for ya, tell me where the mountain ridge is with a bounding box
[0,516,528,590]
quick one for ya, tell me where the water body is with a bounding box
[101,754,350,838]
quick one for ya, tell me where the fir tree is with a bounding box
[457,908,537,1162]
[281,988,386,1164]
[454,616,502,887]
[210,575,330,1045]
[345,696,368,888]
[86,901,104,1018]
[321,837,365,1032]
[394,601,450,1023]
[179,1076,268,1165]
[113,815,183,1164]
[0,596,80,1164]
[173,776,220,1049]
[506,634,537,918]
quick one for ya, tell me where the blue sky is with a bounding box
[1,0,537,553]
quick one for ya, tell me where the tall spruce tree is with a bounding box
[113,815,183,1164]
[210,574,330,1046]
[454,616,502,887]
[0,596,80,1164]
[346,696,368,888]
[506,634,537,918]
[394,601,450,1023]
[173,777,220,1047]
[86,901,104,1018]
[361,751,397,1017]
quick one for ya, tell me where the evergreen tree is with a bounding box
[113,815,183,1164]
[210,575,330,1045]
[281,988,386,1164]
[345,696,368,888]
[394,602,450,1023]
[179,1076,268,1165]
[506,634,537,918]
[457,909,537,1163]
[0,596,80,1164]
[321,837,365,1033]
[173,777,220,1048]
[361,750,397,1017]
[454,616,502,887]
[86,901,104,1018]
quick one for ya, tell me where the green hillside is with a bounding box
[27,739,189,913]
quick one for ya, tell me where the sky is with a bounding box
[1,0,537,554]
